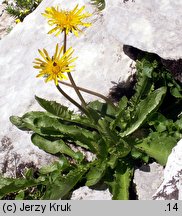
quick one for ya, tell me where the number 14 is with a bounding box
[166,203,178,211]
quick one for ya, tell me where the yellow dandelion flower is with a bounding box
[42,4,92,37]
[33,44,77,85]
[15,19,21,24]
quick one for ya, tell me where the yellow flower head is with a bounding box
[42,4,92,37]
[33,44,77,85]
[15,19,21,24]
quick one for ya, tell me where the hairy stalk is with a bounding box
[58,80,117,109]
[63,30,87,108]
[56,84,89,116]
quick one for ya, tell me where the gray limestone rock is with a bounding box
[71,186,112,200]
[133,162,164,200]
[153,139,182,200]
[105,0,182,59]
[0,3,15,39]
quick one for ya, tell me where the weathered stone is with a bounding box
[105,0,182,60]
[71,186,112,200]
[0,3,15,39]
[133,162,164,200]
[153,139,182,200]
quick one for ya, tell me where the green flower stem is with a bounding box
[63,30,87,109]
[58,80,117,109]
[56,84,89,116]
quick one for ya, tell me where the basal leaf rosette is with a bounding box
[33,44,77,85]
[42,4,92,36]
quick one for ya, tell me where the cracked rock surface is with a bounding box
[0,2,15,40]
[153,139,182,200]
[134,163,164,200]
